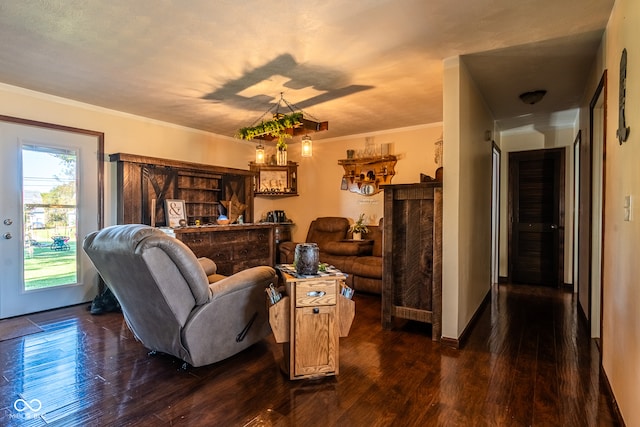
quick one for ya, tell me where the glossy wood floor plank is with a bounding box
[0,284,621,426]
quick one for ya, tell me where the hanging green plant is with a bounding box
[236,112,303,147]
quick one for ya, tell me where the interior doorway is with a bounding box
[508,148,565,287]
[580,71,606,341]
[491,143,501,285]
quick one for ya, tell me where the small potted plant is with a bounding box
[349,213,369,240]
[276,136,288,165]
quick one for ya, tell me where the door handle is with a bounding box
[307,291,326,297]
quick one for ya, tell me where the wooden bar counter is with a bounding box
[173,223,275,276]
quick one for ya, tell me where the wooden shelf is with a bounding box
[110,152,254,226]
[254,192,299,197]
[249,161,298,197]
[338,155,397,196]
[178,187,222,192]
[184,201,219,205]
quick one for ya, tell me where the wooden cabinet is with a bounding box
[382,182,442,341]
[269,271,355,380]
[110,153,254,226]
[338,155,397,195]
[173,224,275,276]
[249,161,298,197]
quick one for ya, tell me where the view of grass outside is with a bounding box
[24,228,77,291]
[22,145,78,292]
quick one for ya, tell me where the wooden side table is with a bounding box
[268,266,355,380]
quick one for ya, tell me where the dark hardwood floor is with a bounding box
[0,284,620,426]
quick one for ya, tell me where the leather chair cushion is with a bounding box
[324,240,373,256]
[306,217,349,251]
[351,255,382,279]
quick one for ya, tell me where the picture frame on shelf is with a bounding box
[259,169,289,193]
[164,199,186,228]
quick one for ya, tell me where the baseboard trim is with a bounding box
[577,300,589,332]
[440,336,459,349]
[600,363,626,426]
[498,276,508,284]
[440,288,492,350]
[562,282,574,292]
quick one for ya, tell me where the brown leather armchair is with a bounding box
[83,224,277,367]
[279,217,350,264]
[279,217,383,294]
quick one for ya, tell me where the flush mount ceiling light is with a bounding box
[519,90,547,105]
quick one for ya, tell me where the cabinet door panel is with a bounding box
[294,306,337,376]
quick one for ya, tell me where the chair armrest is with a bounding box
[209,266,277,300]
[197,257,217,276]
[324,240,373,256]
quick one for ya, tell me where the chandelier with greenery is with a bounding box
[235,93,328,151]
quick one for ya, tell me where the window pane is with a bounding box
[22,145,78,291]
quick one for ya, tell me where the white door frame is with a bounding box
[491,143,501,285]
[0,115,103,318]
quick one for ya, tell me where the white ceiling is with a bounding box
[0,0,615,142]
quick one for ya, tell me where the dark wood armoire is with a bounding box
[382,182,442,341]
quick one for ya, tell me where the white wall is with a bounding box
[598,0,640,424]
[442,56,494,339]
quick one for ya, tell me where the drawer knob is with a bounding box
[313,307,320,314]
[307,291,326,297]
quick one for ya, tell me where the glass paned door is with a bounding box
[0,121,100,319]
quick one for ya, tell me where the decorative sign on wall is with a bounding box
[617,48,630,145]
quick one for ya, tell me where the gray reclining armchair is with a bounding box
[83,224,277,367]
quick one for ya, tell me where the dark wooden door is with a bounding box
[509,149,564,286]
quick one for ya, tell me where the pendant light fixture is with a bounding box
[255,144,265,164]
[301,135,312,157]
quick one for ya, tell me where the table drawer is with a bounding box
[296,280,337,307]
